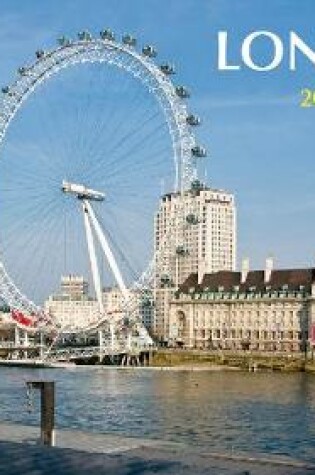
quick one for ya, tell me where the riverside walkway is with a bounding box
[0,423,314,474]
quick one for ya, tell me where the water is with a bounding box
[0,367,315,462]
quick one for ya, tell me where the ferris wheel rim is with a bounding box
[0,33,198,334]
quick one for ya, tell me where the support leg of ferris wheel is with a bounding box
[82,200,107,357]
[82,201,104,313]
[84,200,130,353]
[84,200,128,300]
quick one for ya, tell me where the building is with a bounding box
[45,278,154,333]
[168,259,315,352]
[155,185,236,285]
[102,286,154,332]
[44,276,98,329]
[60,275,88,298]
[154,184,236,341]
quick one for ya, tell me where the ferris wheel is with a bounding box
[0,29,205,343]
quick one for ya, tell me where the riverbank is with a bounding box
[0,422,314,474]
[151,350,315,373]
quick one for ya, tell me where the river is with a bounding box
[0,367,314,462]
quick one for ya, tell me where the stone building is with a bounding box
[103,286,154,332]
[169,259,315,352]
[154,185,236,340]
[44,276,98,330]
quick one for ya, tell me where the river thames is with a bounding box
[0,367,314,463]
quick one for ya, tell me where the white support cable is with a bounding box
[84,200,128,300]
[82,201,104,313]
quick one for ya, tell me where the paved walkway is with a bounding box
[0,423,314,474]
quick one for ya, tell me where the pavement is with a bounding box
[0,422,314,475]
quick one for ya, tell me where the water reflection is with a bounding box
[0,367,314,462]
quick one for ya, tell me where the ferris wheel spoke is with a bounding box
[84,113,165,185]
[103,125,170,183]
[89,75,156,157]
[1,206,61,296]
[0,195,62,258]
[94,208,142,281]
[78,66,145,178]
[81,90,152,181]
[1,198,61,262]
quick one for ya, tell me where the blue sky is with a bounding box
[0,0,314,290]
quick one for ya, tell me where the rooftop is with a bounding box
[178,268,315,294]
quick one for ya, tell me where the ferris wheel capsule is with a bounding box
[192,145,207,157]
[141,295,153,307]
[100,29,115,41]
[186,114,201,126]
[35,50,45,59]
[18,67,28,76]
[57,36,71,47]
[160,63,175,75]
[122,34,136,47]
[191,179,203,192]
[1,86,9,94]
[78,31,92,41]
[186,213,199,225]
[142,45,157,58]
[176,245,188,256]
[160,274,172,286]
[175,85,190,98]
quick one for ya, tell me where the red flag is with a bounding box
[11,309,35,327]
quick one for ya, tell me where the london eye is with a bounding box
[0,29,205,347]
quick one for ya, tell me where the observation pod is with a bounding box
[175,86,190,98]
[142,45,157,58]
[78,31,92,41]
[35,50,45,59]
[192,145,207,158]
[176,245,189,256]
[122,34,136,47]
[160,274,172,286]
[141,295,153,307]
[57,36,71,47]
[186,213,199,225]
[186,114,201,126]
[100,29,115,41]
[191,180,203,192]
[1,86,14,97]
[160,63,175,75]
[18,67,28,76]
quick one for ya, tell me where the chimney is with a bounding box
[198,260,206,285]
[265,256,273,283]
[241,258,249,284]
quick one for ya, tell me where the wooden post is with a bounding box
[27,381,55,446]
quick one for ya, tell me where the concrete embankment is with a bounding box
[150,350,315,373]
[0,422,314,474]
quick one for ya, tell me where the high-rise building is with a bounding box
[60,275,89,299]
[154,185,236,341]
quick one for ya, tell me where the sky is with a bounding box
[0,0,314,300]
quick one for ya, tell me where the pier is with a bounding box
[0,422,314,475]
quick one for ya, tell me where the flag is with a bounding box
[11,309,35,327]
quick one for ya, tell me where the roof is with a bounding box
[162,186,232,201]
[178,268,315,293]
